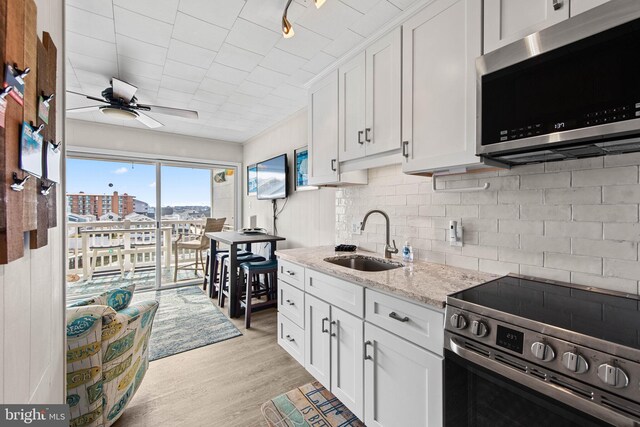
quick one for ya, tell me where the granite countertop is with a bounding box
[276,246,498,309]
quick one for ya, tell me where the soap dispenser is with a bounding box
[402,241,414,263]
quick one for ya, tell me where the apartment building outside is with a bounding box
[67,191,135,218]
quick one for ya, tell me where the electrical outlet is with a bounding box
[351,221,362,235]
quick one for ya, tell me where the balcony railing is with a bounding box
[67,218,226,283]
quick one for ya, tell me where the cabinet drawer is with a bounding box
[306,269,364,318]
[278,280,305,328]
[365,289,444,356]
[278,259,305,290]
[278,312,305,365]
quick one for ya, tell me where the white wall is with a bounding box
[1,0,65,404]
[243,110,335,249]
[66,119,243,164]
[338,158,640,295]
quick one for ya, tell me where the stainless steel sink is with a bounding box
[324,255,403,272]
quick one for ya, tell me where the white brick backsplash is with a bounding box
[545,221,602,239]
[521,172,571,189]
[419,205,445,217]
[544,253,602,275]
[461,190,498,205]
[520,265,571,282]
[479,204,519,219]
[479,231,520,248]
[446,205,479,218]
[479,259,519,275]
[573,204,639,222]
[337,158,640,295]
[521,235,571,254]
[603,258,640,281]
[499,190,544,205]
[573,166,638,187]
[603,185,640,204]
[573,238,637,261]
[545,157,603,172]
[544,187,601,205]
[571,272,638,294]
[520,205,571,221]
[446,253,479,270]
[604,152,640,168]
[463,245,498,260]
[499,219,543,235]
[499,248,544,266]
[603,223,640,241]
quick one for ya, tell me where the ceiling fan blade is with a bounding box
[135,112,163,129]
[112,77,138,103]
[137,104,199,119]
[66,105,102,114]
[66,90,109,104]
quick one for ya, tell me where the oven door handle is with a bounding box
[445,335,637,427]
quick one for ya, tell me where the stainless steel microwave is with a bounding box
[476,0,640,167]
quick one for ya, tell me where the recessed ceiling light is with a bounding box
[314,0,326,9]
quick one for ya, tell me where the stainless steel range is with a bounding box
[444,275,640,427]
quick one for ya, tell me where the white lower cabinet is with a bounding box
[304,294,364,420]
[277,262,444,426]
[364,322,443,427]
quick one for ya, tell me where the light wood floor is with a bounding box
[115,300,313,427]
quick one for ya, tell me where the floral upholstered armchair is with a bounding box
[66,285,159,427]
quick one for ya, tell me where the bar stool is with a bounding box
[240,259,278,328]
[219,253,266,307]
[210,249,251,298]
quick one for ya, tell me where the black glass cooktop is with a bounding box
[450,276,640,349]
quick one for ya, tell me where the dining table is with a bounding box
[206,231,286,318]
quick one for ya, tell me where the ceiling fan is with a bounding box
[66,77,199,128]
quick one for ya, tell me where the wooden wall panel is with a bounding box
[22,0,37,232]
[0,0,25,264]
[0,0,7,235]
[29,37,47,248]
[44,31,56,229]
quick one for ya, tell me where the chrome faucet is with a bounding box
[360,209,398,259]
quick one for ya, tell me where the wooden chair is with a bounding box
[173,217,226,283]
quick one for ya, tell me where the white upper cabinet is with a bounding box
[484,0,569,53]
[365,27,402,157]
[309,71,340,186]
[570,0,610,16]
[339,53,367,162]
[338,28,401,162]
[401,0,482,174]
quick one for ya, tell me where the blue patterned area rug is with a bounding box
[133,286,242,361]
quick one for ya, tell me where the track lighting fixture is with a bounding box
[282,0,295,38]
[314,0,326,8]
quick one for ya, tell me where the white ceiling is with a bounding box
[65,0,416,143]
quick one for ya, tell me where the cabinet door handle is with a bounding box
[331,159,337,171]
[330,320,337,337]
[402,140,409,158]
[552,0,563,10]
[364,340,373,360]
[322,317,329,333]
[365,127,372,142]
[358,130,364,145]
[285,270,295,276]
[285,334,295,342]
[285,299,294,306]
[389,311,409,322]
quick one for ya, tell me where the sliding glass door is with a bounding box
[66,155,238,300]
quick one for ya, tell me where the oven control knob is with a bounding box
[450,313,467,330]
[531,342,555,362]
[561,352,589,374]
[471,320,488,338]
[597,363,629,388]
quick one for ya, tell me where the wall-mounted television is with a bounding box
[256,154,288,200]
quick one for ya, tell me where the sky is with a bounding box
[66,158,218,207]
